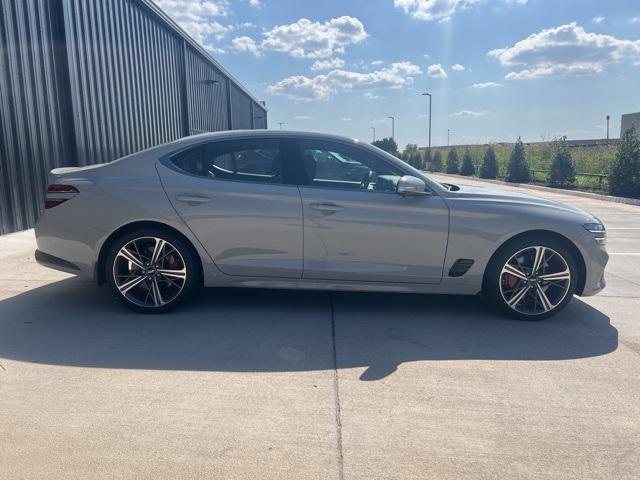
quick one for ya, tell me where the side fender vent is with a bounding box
[449,259,474,277]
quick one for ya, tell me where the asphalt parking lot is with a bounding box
[1,176,639,479]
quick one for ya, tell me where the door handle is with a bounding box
[309,202,344,214]
[175,194,211,205]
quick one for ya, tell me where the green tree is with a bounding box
[479,145,499,179]
[609,127,640,198]
[431,150,443,172]
[506,137,530,183]
[460,149,475,176]
[422,148,431,170]
[372,137,399,156]
[402,143,422,168]
[548,136,576,188]
[446,148,459,174]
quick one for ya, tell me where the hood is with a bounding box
[448,183,593,218]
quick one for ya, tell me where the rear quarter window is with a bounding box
[170,146,204,176]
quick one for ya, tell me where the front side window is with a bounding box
[298,140,403,193]
[170,139,283,184]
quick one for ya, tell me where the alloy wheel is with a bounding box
[112,236,187,308]
[499,246,571,316]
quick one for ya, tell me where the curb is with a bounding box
[426,172,640,207]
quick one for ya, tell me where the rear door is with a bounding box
[157,137,303,278]
[294,139,449,284]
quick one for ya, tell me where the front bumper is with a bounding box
[578,236,609,297]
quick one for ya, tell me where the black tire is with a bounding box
[105,228,200,313]
[483,235,578,321]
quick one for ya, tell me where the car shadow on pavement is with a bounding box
[0,278,618,380]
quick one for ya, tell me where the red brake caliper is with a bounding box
[505,273,518,289]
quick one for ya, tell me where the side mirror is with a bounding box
[397,175,429,196]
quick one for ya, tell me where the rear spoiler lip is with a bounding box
[51,163,107,176]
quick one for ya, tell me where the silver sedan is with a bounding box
[35,131,608,319]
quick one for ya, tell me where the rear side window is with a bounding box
[170,139,284,184]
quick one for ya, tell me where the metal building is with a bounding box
[0,0,267,235]
[621,112,640,140]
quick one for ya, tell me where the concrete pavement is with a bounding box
[1,177,639,479]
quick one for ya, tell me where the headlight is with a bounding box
[583,223,605,234]
[584,223,606,246]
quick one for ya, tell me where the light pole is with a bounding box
[606,115,610,141]
[422,93,432,160]
[447,128,450,146]
[278,122,285,130]
[387,116,395,140]
[370,126,376,142]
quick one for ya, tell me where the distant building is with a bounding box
[621,113,640,138]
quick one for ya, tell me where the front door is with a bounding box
[158,138,303,278]
[295,139,449,284]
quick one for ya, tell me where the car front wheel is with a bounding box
[105,229,199,313]
[484,236,578,320]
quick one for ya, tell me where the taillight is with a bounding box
[45,184,79,209]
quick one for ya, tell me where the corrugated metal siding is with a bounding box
[230,83,252,130]
[253,105,268,129]
[0,0,76,234]
[185,46,229,134]
[62,0,185,165]
[0,0,267,235]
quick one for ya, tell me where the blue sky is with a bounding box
[155,0,640,149]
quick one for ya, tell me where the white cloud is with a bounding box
[238,16,367,59]
[371,60,384,65]
[489,22,640,80]
[295,115,312,120]
[154,0,231,51]
[340,117,352,122]
[267,76,332,101]
[451,63,465,71]
[394,0,526,22]
[394,0,478,22]
[248,0,262,8]
[470,81,500,89]
[427,63,448,78]
[631,17,640,24]
[232,36,260,56]
[311,58,346,71]
[155,0,229,20]
[450,110,487,117]
[592,16,605,24]
[503,64,600,80]
[364,92,384,99]
[267,61,422,101]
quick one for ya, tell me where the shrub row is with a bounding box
[419,129,640,199]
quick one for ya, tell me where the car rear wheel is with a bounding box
[484,235,578,320]
[106,229,199,313]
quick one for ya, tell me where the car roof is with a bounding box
[170,129,364,148]
[115,129,449,196]
[112,130,365,166]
